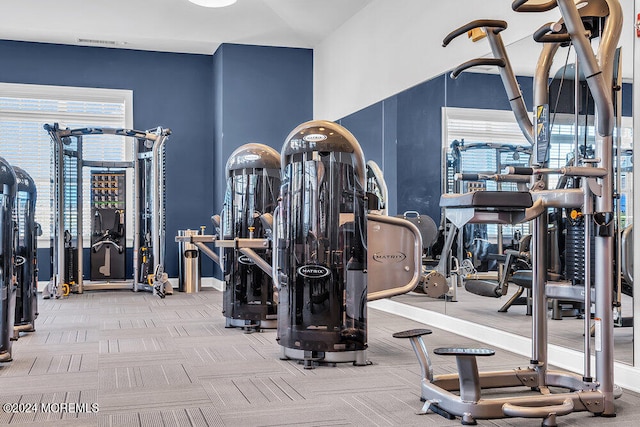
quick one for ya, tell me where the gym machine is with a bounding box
[90,171,126,281]
[272,120,423,367]
[0,156,16,363]
[397,0,622,424]
[446,141,533,306]
[13,167,40,337]
[367,160,449,298]
[174,143,281,327]
[221,143,280,331]
[44,124,171,296]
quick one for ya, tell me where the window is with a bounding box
[0,83,133,245]
[443,107,634,246]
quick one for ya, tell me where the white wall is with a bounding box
[313,0,559,120]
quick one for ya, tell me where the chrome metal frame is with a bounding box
[45,125,170,294]
[413,0,623,424]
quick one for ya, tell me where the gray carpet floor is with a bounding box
[1,288,639,426]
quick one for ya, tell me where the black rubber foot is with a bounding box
[597,413,617,418]
[429,403,456,420]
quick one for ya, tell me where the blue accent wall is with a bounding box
[0,40,313,280]
[339,100,398,215]
[212,44,313,215]
[339,72,532,224]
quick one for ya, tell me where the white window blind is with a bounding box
[0,83,133,245]
[443,107,634,243]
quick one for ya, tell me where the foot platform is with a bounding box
[392,328,432,339]
[393,329,434,382]
[433,347,495,357]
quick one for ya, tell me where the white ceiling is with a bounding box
[0,0,374,55]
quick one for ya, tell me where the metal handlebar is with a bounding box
[512,0,558,12]
[454,172,532,183]
[533,22,575,43]
[91,239,123,253]
[442,19,507,47]
[506,165,607,178]
[450,58,505,79]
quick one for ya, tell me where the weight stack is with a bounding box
[564,217,595,285]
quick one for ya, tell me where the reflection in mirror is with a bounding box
[389,3,634,367]
[390,2,633,363]
[429,4,633,365]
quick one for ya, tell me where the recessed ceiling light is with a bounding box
[188,0,237,7]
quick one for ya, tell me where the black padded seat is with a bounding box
[510,270,562,288]
[440,191,533,210]
[511,270,533,288]
[392,329,432,339]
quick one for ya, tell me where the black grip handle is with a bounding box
[508,167,534,175]
[450,58,505,79]
[442,19,507,47]
[512,0,557,12]
[533,22,573,43]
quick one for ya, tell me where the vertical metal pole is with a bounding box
[531,212,548,378]
[76,136,84,293]
[496,150,503,279]
[556,0,621,414]
[576,58,592,381]
[583,189,592,381]
[133,138,140,292]
[151,130,168,276]
[150,138,159,276]
[574,60,581,167]
[159,137,167,265]
[55,134,65,296]
[614,51,623,326]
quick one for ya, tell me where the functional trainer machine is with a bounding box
[0,156,17,362]
[12,167,40,337]
[44,124,171,296]
[397,0,622,425]
[273,120,423,367]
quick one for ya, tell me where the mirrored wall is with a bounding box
[341,0,638,372]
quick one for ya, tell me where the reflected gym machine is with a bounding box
[45,124,171,296]
[0,156,16,362]
[271,120,423,367]
[12,167,40,337]
[396,0,622,425]
[367,158,449,298]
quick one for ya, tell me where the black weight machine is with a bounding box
[208,121,425,366]
[271,120,424,367]
[0,156,17,363]
[219,143,281,331]
[12,166,40,338]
